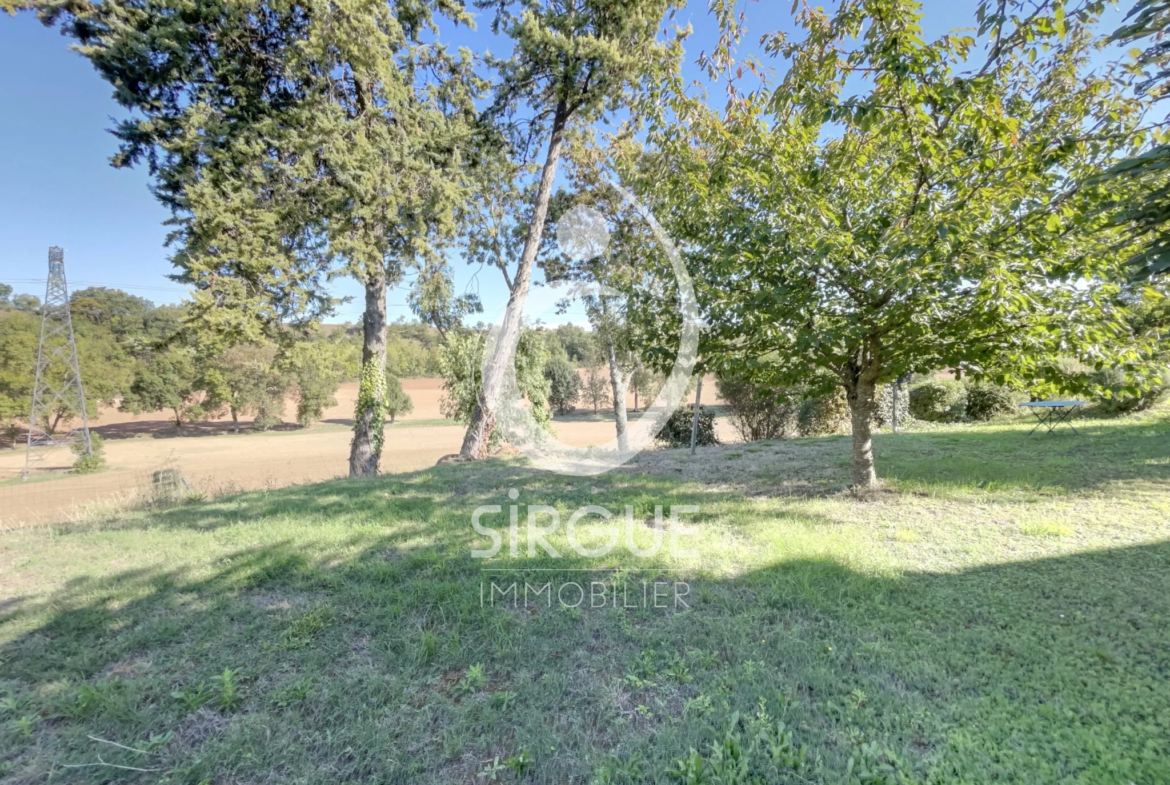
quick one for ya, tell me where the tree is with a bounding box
[544,356,582,414]
[455,0,685,459]
[203,343,289,433]
[285,340,348,427]
[1104,0,1170,279]
[120,349,205,428]
[0,283,12,308]
[12,294,40,312]
[384,372,414,423]
[644,0,1154,486]
[582,362,610,413]
[34,0,479,477]
[439,328,551,450]
[0,309,131,434]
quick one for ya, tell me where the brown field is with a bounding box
[0,377,726,527]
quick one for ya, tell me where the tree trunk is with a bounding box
[173,408,183,429]
[460,98,570,459]
[843,372,879,487]
[231,407,240,435]
[350,267,388,477]
[606,342,630,452]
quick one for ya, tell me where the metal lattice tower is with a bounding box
[22,247,93,480]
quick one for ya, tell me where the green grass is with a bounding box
[1,413,1168,783]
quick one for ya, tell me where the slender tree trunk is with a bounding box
[606,342,630,452]
[460,99,570,459]
[689,374,704,456]
[173,408,183,429]
[350,267,388,477]
[843,371,879,487]
[231,406,240,435]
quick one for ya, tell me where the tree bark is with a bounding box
[606,342,630,452]
[231,407,240,434]
[349,266,388,477]
[843,371,879,487]
[459,98,570,459]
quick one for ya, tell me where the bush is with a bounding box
[716,374,799,441]
[70,433,105,474]
[543,357,581,415]
[964,381,1022,420]
[873,383,911,430]
[908,379,967,422]
[657,404,718,448]
[384,372,414,423]
[797,390,850,436]
[1092,366,1168,413]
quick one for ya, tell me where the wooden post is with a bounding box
[690,374,704,456]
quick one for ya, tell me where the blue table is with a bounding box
[1019,400,1087,435]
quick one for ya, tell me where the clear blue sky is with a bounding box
[0,1,1128,323]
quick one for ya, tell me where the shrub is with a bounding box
[964,381,1022,420]
[873,383,911,430]
[543,357,581,415]
[797,390,850,436]
[657,404,718,448]
[908,379,967,422]
[1091,366,1168,413]
[384,372,414,423]
[716,374,799,441]
[70,433,105,474]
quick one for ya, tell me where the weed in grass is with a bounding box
[1021,520,1074,537]
[504,750,533,776]
[477,755,507,781]
[213,668,241,712]
[452,663,487,697]
[172,681,214,713]
[490,690,518,711]
[11,715,37,738]
[281,605,332,649]
[270,676,315,708]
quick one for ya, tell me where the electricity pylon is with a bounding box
[22,247,93,479]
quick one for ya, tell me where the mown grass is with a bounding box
[1,412,1168,783]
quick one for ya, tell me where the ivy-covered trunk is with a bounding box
[460,99,569,460]
[843,365,879,488]
[606,342,630,452]
[350,267,388,477]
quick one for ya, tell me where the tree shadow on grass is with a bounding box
[876,415,1170,494]
[2,480,1167,783]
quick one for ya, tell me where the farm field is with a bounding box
[0,412,1167,783]
[0,378,726,527]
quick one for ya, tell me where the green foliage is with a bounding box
[581,364,610,413]
[543,356,581,414]
[354,359,388,460]
[657,404,717,448]
[384,372,414,423]
[285,339,348,427]
[1092,366,1169,413]
[439,329,552,443]
[964,381,1024,421]
[909,380,969,423]
[873,383,911,430]
[798,391,850,437]
[640,0,1156,483]
[70,433,105,474]
[203,343,288,432]
[716,373,799,442]
[120,349,206,428]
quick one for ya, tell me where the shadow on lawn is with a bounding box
[875,415,1170,493]
[1,468,1167,782]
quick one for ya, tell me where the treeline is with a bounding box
[0,285,457,439]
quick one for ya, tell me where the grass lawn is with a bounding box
[1,412,1168,783]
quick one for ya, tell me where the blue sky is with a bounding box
[0,1,1128,324]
